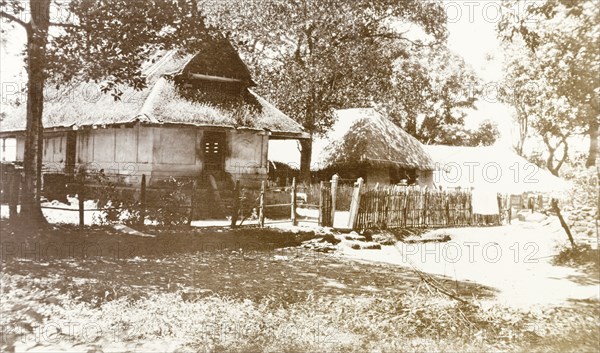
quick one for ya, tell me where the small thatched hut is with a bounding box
[425,144,572,215]
[0,34,308,191]
[425,144,571,194]
[314,108,435,186]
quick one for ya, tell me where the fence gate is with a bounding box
[319,181,333,227]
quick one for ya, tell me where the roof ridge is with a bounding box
[143,50,177,78]
[139,76,168,118]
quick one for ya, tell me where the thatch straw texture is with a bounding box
[425,144,571,193]
[0,38,303,136]
[317,108,435,170]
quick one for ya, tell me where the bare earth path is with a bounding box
[339,219,600,309]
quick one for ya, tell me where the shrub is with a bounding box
[144,177,192,226]
[89,174,192,227]
[554,243,600,269]
[86,171,141,225]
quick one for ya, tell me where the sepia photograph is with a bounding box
[0,0,598,352]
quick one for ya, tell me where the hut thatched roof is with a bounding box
[0,38,306,138]
[178,34,255,85]
[425,144,571,193]
[317,108,435,171]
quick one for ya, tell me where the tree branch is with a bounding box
[49,22,77,28]
[0,11,29,30]
[377,34,423,47]
[554,136,569,171]
[338,31,425,47]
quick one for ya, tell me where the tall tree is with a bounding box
[202,0,448,182]
[500,42,577,175]
[499,43,539,156]
[0,0,211,224]
[380,44,497,146]
[2,0,53,222]
[499,0,600,168]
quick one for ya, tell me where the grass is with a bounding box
[1,220,599,352]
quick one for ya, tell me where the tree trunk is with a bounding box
[586,117,599,167]
[515,107,528,156]
[299,137,313,185]
[547,163,559,177]
[19,0,51,224]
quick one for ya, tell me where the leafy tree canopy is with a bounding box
[202,0,449,136]
[380,43,496,146]
[499,0,600,171]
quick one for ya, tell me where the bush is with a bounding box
[561,161,598,217]
[89,174,192,227]
[87,171,141,225]
[554,243,600,269]
[144,177,192,226]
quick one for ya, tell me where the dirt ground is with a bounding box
[2,221,492,303]
[1,219,598,352]
[339,218,600,309]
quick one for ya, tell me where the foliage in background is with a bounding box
[202,0,472,180]
[381,44,498,146]
[559,154,599,247]
[560,154,599,207]
[499,0,600,173]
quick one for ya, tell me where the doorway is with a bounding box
[203,131,226,172]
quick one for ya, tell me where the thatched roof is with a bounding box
[317,108,435,171]
[425,144,571,193]
[0,38,306,137]
[178,34,255,85]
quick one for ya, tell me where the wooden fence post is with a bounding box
[231,180,240,228]
[330,174,339,228]
[188,179,196,226]
[78,172,85,230]
[348,177,363,229]
[551,198,577,248]
[318,181,324,226]
[259,180,266,227]
[8,170,19,220]
[421,188,427,227]
[469,188,474,225]
[445,193,450,226]
[139,174,147,226]
[497,193,503,225]
[291,177,297,226]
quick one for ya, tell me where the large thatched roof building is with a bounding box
[0,36,303,136]
[0,34,308,190]
[312,108,435,185]
[425,144,571,194]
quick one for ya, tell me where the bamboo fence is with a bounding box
[354,185,482,230]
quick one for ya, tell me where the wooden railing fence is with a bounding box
[1,165,511,230]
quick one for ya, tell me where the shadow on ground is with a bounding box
[0,221,496,306]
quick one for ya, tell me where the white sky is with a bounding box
[446,0,505,82]
[445,0,515,148]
